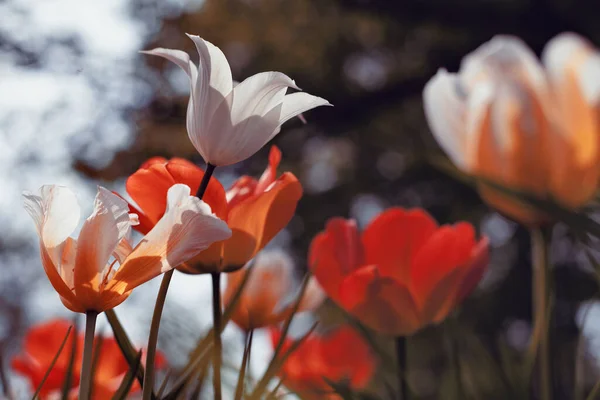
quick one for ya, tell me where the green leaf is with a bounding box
[31,325,73,400]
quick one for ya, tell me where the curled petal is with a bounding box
[255,145,282,194]
[103,184,231,310]
[141,48,192,77]
[23,185,80,248]
[276,92,331,128]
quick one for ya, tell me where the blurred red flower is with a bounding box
[309,208,489,336]
[125,145,303,273]
[12,319,166,399]
[270,326,374,399]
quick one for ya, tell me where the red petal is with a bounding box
[309,218,364,303]
[339,265,421,336]
[362,208,437,284]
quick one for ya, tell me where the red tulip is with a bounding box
[125,146,303,273]
[271,326,374,399]
[309,208,489,336]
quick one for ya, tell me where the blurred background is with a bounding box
[3,0,600,398]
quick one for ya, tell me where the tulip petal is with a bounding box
[276,92,331,127]
[103,184,231,309]
[410,222,477,310]
[224,172,302,268]
[186,34,233,102]
[230,72,299,123]
[309,218,363,303]
[456,237,489,303]
[74,187,133,307]
[542,33,600,206]
[339,265,420,336]
[140,48,192,77]
[23,185,80,248]
[255,145,282,194]
[423,69,469,168]
[362,208,437,285]
[126,159,227,223]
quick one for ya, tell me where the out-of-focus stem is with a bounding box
[531,227,552,400]
[395,336,408,400]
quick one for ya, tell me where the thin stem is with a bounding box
[196,163,216,198]
[531,227,552,400]
[79,311,98,400]
[234,330,254,400]
[142,162,216,400]
[212,271,223,400]
[395,336,408,400]
[0,348,12,400]
[142,269,173,400]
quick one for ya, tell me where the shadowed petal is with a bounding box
[224,173,302,267]
[339,265,420,336]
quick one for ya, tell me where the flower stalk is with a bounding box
[212,271,223,400]
[142,163,217,400]
[531,227,553,400]
[395,336,408,400]
[79,311,98,400]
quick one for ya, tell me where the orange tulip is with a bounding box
[222,250,324,331]
[12,319,166,399]
[424,33,600,225]
[125,146,303,273]
[22,184,231,313]
[309,208,489,336]
[270,325,375,399]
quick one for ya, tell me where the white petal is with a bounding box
[140,48,192,77]
[423,69,469,168]
[229,71,299,124]
[108,184,232,292]
[208,102,283,166]
[75,187,132,277]
[276,92,331,127]
[186,34,233,100]
[460,35,547,95]
[23,185,80,248]
[543,32,600,105]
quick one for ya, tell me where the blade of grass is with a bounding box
[249,322,318,399]
[110,351,142,400]
[31,326,73,400]
[60,317,79,400]
[234,330,254,400]
[156,369,172,398]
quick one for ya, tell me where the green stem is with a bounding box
[395,336,408,400]
[79,311,98,400]
[142,269,173,400]
[531,227,552,400]
[212,271,223,400]
[141,162,216,399]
